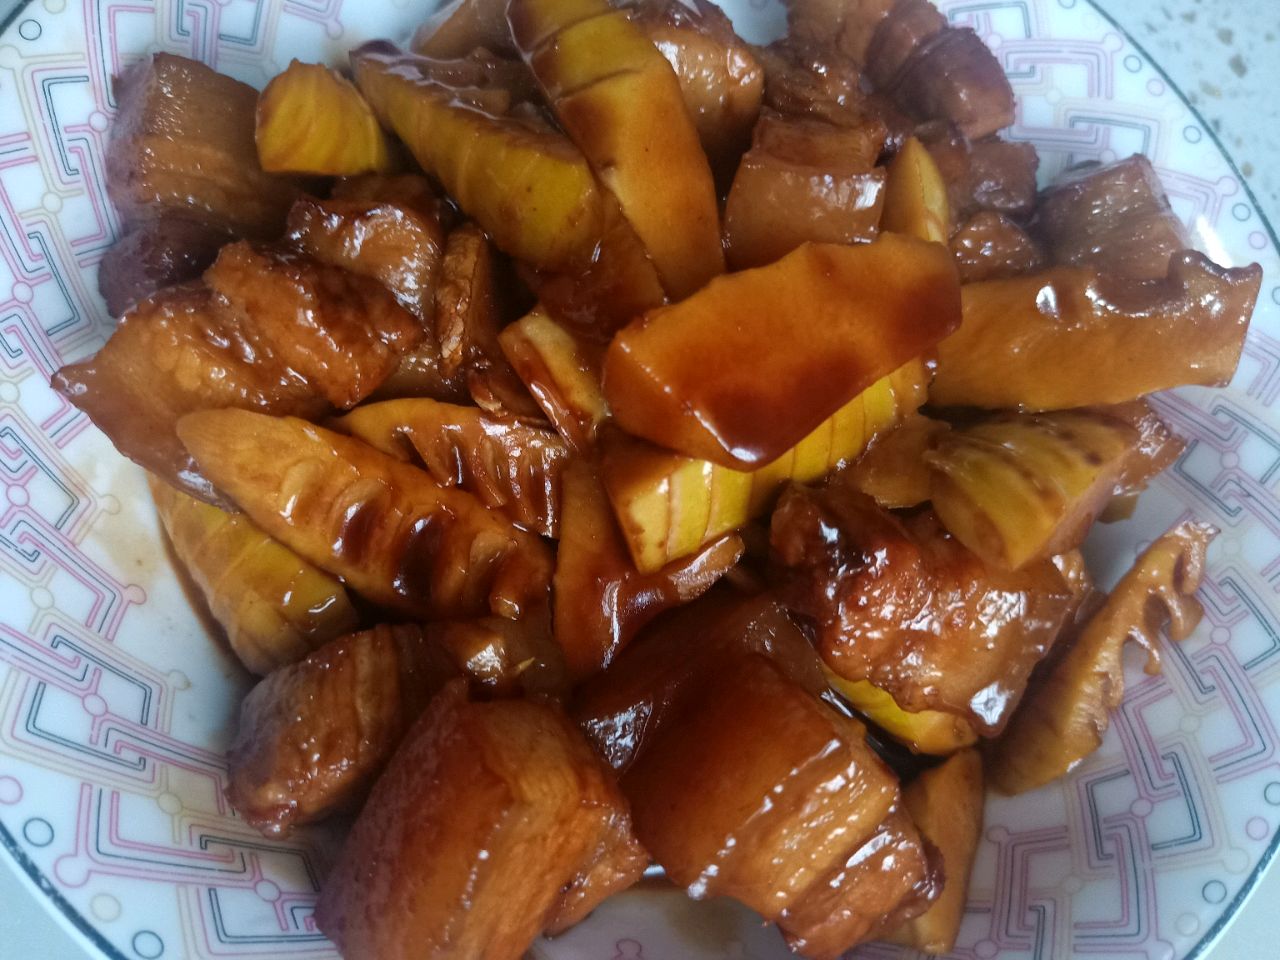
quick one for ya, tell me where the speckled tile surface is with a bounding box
[1102,0,1280,231]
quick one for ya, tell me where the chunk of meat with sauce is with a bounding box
[784,0,897,66]
[226,624,458,837]
[924,128,1040,223]
[98,217,230,317]
[863,0,946,89]
[1033,155,1191,280]
[106,53,301,237]
[204,242,426,409]
[315,684,645,959]
[755,40,907,149]
[52,283,326,505]
[879,25,1015,139]
[623,652,939,959]
[630,0,764,183]
[771,483,1075,734]
[573,589,827,773]
[723,111,887,268]
[949,211,1046,282]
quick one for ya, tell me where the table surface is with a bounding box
[1,0,1277,957]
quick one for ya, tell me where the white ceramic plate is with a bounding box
[0,0,1277,957]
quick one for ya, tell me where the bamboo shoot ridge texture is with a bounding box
[508,0,725,299]
[603,237,961,469]
[350,42,608,273]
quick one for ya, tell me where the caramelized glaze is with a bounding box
[177,409,553,620]
[51,283,326,505]
[1034,154,1191,280]
[226,624,457,836]
[604,237,960,468]
[724,112,887,269]
[106,54,300,237]
[573,590,827,773]
[933,251,1263,409]
[771,486,1075,733]
[315,684,642,959]
[553,458,743,680]
[623,652,935,957]
[205,242,425,409]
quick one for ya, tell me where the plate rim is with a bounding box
[0,0,1275,957]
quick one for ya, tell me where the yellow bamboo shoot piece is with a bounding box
[150,477,359,675]
[257,60,394,175]
[336,398,569,538]
[509,0,724,298]
[351,43,603,271]
[177,409,553,621]
[932,253,1261,410]
[498,307,611,453]
[824,669,977,756]
[989,521,1215,794]
[884,750,984,955]
[602,361,928,573]
[927,411,1139,571]
[881,135,950,243]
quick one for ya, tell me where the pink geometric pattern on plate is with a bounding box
[0,0,1276,958]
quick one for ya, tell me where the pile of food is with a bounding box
[55,0,1262,956]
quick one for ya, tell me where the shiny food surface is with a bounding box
[604,236,960,468]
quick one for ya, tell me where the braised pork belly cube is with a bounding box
[629,0,764,183]
[226,624,459,837]
[286,189,468,404]
[57,243,426,505]
[724,112,887,268]
[106,54,300,237]
[949,211,1045,282]
[771,484,1076,735]
[756,40,906,146]
[623,652,937,958]
[544,800,650,935]
[1034,155,1191,280]
[98,217,230,316]
[315,684,645,960]
[51,283,326,505]
[784,0,896,66]
[924,129,1040,223]
[573,590,827,773]
[204,242,425,409]
[863,0,946,89]
[286,192,447,327]
[888,28,1014,140]
[778,808,940,957]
